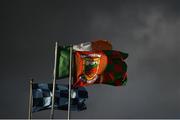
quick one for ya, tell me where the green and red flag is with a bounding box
[73,50,128,87]
[56,40,112,79]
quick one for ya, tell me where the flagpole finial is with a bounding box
[55,41,58,46]
[30,78,34,83]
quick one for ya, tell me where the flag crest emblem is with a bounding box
[74,51,108,86]
[73,50,128,87]
[80,54,101,83]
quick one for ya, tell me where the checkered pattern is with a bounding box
[32,83,88,112]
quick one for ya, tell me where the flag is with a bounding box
[73,39,112,51]
[56,46,70,79]
[56,40,112,79]
[32,83,88,112]
[73,50,128,87]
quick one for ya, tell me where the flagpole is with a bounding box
[28,78,33,120]
[50,42,58,119]
[68,46,72,120]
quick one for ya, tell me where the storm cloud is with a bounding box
[1,0,180,118]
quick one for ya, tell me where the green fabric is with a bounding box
[120,51,128,60]
[105,63,114,72]
[100,50,128,86]
[114,72,122,80]
[106,80,116,86]
[56,46,70,79]
[122,77,127,86]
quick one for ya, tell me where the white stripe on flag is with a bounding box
[73,42,92,51]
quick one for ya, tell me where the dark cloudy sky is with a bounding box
[1,0,180,119]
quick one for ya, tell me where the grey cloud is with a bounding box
[0,0,180,119]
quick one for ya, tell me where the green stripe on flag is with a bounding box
[56,46,70,79]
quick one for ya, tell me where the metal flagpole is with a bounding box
[28,78,33,120]
[68,46,73,120]
[50,42,58,119]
